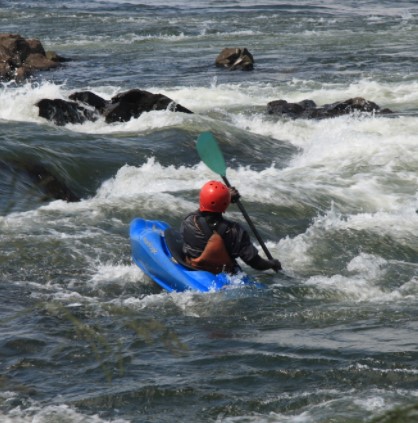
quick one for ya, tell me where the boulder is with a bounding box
[37,89,193,126]
[215,48,254,71]
[267,99,316,118]
[45,51,71,63]
[36,98,98,126]
[0,33,66,82]
[69,91,108,113]
[103,89,193,123]
[267,97,392,119]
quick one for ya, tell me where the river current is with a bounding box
[1,1,418,422]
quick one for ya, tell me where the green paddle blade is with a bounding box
[196,131,227,177]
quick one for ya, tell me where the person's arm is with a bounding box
[247,254,282,272]
[227,220,282,272]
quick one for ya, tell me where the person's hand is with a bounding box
[268,259,282,272]
[229,186,241,203]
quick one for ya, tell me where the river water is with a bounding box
[1,1,418,422]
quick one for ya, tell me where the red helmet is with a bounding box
[199,180,231,213]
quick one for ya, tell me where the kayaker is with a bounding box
[180,180,282,274]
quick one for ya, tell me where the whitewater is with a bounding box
[1,1,418,422]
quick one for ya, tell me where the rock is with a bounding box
[215,48,254,71]
[25,38,46,56]
[103,89,193,123]
[45,51,71,62]
[69,91,109,113]
[37,89,193,126]
[267,99,316,118]
[24,53,59,71]
[267,97,392,119]
[0,33,67,82]
[36,98,98,126]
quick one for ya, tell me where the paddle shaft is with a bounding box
[221,175,274,261]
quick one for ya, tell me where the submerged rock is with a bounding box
[0,159,80,204]
[267,97,393,119]
[25,163,80,202]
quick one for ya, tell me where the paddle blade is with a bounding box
[196,131,227,177]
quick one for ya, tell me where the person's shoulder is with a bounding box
[184,209,199,219]
[183,209,203,226]
[222,216,246,233]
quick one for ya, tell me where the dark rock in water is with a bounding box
[103,89,193,123]
[267,97,393,119]
[314,97,385,117]
[37,89,193,126]
[69,91,109,113]
[36,98,98,126]
[25,163,80,202]
[215,48,254,71]
[297,99,317,110]
[0,33,68,82]
[267,99,317,118]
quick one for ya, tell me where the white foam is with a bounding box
[89,263,145,287]
[276,201,418,302]
[218,387,394,423]
[0,403,129,423]
[0,81,67,123]
[96,158,204,198]
[69,108,193,134]
[293,251,417,303]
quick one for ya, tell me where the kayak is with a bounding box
[129,217,257,292]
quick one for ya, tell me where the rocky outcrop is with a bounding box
[37,88,193,126]
[0,33,68,82]
[267,97,393,119]
[215,48,254,71]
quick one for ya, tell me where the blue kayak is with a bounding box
[129,218,257,292]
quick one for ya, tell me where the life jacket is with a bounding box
[185,215,235,274]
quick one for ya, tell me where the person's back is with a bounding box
[180,180,281,274]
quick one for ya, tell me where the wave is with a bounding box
[2,155,417,298]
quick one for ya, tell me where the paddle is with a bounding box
[196,131,275,263]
